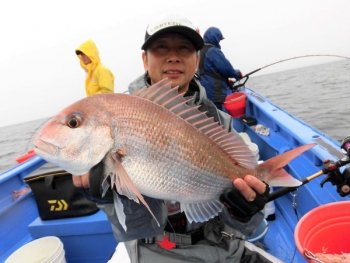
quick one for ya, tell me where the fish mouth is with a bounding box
[33,138,59,156]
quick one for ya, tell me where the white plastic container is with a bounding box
[239,132,251,143]
[5,236,66,263]
[246,142,260,161]
[264,187,276,221]
[257,160,276,221]
[247,219,269,242]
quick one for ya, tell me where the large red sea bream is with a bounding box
[34,79,314,231]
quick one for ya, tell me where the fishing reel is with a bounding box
[228,76,249,91]
[320,158,350,197]
[321,135,350,197]
[268,136,350,201]
[228,68,261,91]
[304,135,350,197]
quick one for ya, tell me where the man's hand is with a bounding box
[220,175,270,222]
[236,70,243,80]
[233,175,267,201]
[72,172,90,188]
[71,162,113,204]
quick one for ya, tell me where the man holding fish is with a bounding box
[70,14,285,263]
[34,13,313,263]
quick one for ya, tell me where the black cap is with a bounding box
[141,14,204,51]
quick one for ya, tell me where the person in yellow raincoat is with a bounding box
[75,40,114,96]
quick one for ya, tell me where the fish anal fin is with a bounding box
[181,200,224,223]
[110,154,160,227]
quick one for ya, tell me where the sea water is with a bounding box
[247,59,350,141]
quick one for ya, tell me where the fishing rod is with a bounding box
[268,157,350,202]
[268,135,350,202]
[230,54,350,91]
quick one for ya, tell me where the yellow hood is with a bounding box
[76,40,100,71]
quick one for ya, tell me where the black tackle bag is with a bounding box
[24,169,99,220]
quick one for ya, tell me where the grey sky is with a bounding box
[1,0,350,127]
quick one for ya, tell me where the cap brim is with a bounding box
[142,26,204,51]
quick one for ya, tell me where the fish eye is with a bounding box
[66,114,82,128]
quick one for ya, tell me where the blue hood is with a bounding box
[203,27,224,48]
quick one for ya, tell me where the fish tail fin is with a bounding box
[257,143,316,187]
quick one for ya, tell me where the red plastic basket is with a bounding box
[223,92,247,118]
[294,201,350,262]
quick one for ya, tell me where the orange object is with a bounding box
[294,201,350,262]
[223,92,247,118]
[15,150,36,164]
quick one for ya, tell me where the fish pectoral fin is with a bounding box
[110,155,160,227]
[110,152,138,202]
[181,200,224,223]
[113,193,127,232]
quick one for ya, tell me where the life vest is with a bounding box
[198,44,227,82]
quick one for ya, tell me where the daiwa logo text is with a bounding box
[48,199,68,211]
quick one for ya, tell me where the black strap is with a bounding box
[44,176,54,188]
[198,44,227,82]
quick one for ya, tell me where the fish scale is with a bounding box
[111,100,231,190]
[115,118,233,200]
[34,79,315,231]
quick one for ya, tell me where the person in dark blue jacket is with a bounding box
[198,27,242,110]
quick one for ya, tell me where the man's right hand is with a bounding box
[236,70,243,80]
[220,175,270,222]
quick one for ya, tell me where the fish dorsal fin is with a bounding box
[134,79,256,169]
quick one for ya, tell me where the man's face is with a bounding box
[81,54,92,65]
[142,33,199,94]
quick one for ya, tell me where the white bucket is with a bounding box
[246,142,260,161]
[5,236,66,263]
[247,219,269,242]
[239,132,251,143]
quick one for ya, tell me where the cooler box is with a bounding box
[28,210,118,263]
